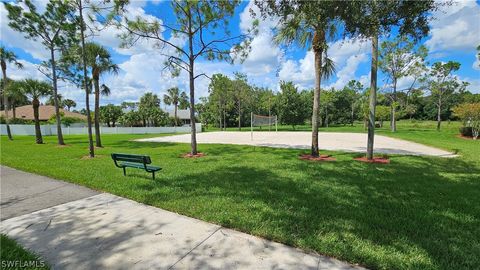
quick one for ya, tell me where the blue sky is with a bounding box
[1,0,479,110]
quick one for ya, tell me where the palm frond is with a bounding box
[322,52,336,80]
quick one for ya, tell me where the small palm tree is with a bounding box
[62,99,77,111]
[5,79,28,119]
[270,2,339,157]
[163,87,188,126]
[1,46,24,140]
[47,93,63,106]
[15,79,52,144]
[84,43,119,147]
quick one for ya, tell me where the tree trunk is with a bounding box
[325,107,329,128]
[188,10,197,155]
[78,0,94,157]
[219,111,222,129]
[32,99,43,144]
[351,104,354,126]
[311,29,325,157]
[367,33,378,160]
[391,78,397,132]
[50,47,65,145]
[2,63,13,140]
[223,108,226,130]
[12,104,16,119]
[391,106,396,132]
[189,66,197,154]
[238,100,241,131]
[437,100,442,131]
[93,74,102,147]
[174,103,178,127]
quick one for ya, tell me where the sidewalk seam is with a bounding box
[167,226,222,270]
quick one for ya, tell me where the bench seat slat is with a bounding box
[120,162,161,171]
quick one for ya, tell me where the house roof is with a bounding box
[1,105,87,121]
[166,109,191,120]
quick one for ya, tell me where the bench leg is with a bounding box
[152,171,155,180]
[123,167,126,176]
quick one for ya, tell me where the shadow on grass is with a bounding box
[3,136,478,269]
[134,155,479,270]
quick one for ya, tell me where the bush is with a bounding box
[453,102,480,139]
[48,113,84,127]
[61,117,85,127]
[0,116,34,125]
[10,118,34,125]
[459,127,473,137]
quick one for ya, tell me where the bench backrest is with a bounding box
[111,153,151,164]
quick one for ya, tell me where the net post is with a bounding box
[251,112,253,141]
[275,115,278,132]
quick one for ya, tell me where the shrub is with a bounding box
[48,112,85,127]
[453,102,480,139]
[61,117,85,127]
[0,116,35,125]
[459,127,473,137]
[10,118,34,125]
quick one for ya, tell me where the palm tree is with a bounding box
[84,42,118,147]
[163,87,188,126]
[46,93,63,106]
[5,79,28,119]
[272,3,338,156]
[63,99,76,111]
[139,92,161,127]
[15,79,52,144]
[1,46,23,140]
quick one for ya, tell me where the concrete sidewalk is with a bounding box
[1,167,365,270]
[0,166,98,220]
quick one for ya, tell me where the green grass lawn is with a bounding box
[0,234,49,270]
[1,121,479,270]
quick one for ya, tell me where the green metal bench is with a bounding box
[111,153,162,179]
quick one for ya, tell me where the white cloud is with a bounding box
[6,59,88,107]
[6,60,44,81]
[461,76,480,94]
[326,53,369,89]
[99,51,239,107]
[278,51,315,89]
[425,1,480,52]
[279,38,371,90]
[0,4,49,60]
[86,1,178,56]
[236,1,282,76]
[473,52,480,71]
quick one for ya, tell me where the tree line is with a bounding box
[197,72,479,131]
[98,89,189,128]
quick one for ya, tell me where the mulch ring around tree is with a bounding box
[456,134,477,140]
[81,155,105,160]
[353,156,390,164]
[55,144,71,148]
[182,152,206,158]
[299,154,336,162]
